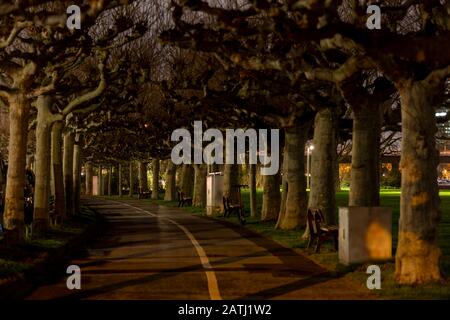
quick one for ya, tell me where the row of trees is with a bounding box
[154,0,450,285]
[1,0,449,287]
[0,0,164,240]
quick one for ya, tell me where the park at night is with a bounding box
[1,0,450,307]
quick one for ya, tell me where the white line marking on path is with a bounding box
[112,201,222,300]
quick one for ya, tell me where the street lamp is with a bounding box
[306,144,314,189]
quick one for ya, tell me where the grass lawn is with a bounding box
[142,189,450,299]
[0,206,97,279]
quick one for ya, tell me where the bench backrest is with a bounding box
[178,191,189,200]
[223,196,231,211]
[307,208,325,236]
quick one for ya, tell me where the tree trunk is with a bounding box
[395,82,442,284]
[223,164,240,204]
[180,164,194,197]
[349,104,381,206]
[51,121,65,220]
[390,159,401,187]
[4,93,30,243]
[223,131,241,206]
[85,162,93,196]
[223,131,240,207]
[73,137,81,214]
[50,154,55,197]
[334,147,341,192]
[129,162,134,197]
[308,108,337,224]
[151,159,160,200]
[107,166,112,196]
[248,163,257,218]
[99,165,103,196]
[63,131,75,217]
[193,164,207,207]
[277,144,288,229]
[118,163,123,197]
[165,160,177,201]
[256,168,264,189]
[33,96,53,232]
[261,172,281,221]
[138,161,148,193]
[277,123,310,230]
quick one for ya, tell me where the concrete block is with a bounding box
[339,207,392,265]
[206,173,223,216]
[92,176,99,196]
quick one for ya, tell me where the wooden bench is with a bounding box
[177,191,192,207]
[306,208,338,253]
[223,196,245,225]
[138,191,152,199]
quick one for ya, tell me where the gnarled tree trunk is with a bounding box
[118,163,123,197]
[73,136,82,214]
[180,164,194,197]
[63,131,75,217]
[277,142,288,229]
[129,161,134,197]
[107,166,112,196]
[193,164,207,207]
[33,96,53,232]
[151,159,160,200]
[85,161,93,196]
[223,164,240,204]
[51,121,65,220]
[308,108,337,224]
[275,155,288,229]
[4,93,30,243]
[248,163,257,218]
[395,81,442,284]
[164,160,177,201]
[99,165,103,196]
[349,103,381,206]
[334,154,341,192]
[276,123,310,230]
[138,161,148,193]
[261,172,281,221]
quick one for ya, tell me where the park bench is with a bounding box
[223,184,248,225]
[177,191,192,207]
[138,187,151,200]
[306,208,338,253]
[223,196,246,225]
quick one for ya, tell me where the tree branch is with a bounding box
[424,64,450,89]
[304,56,374,84]
[28,70,58,98]
[0,90,10,100]
[62,57,107,118]
[0,21,31,50]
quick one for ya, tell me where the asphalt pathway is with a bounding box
[27,198,374,300]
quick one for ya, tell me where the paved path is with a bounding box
[27,198,374,300]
